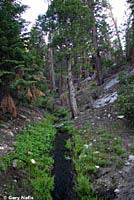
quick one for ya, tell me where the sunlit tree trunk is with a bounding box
[67,56,78,118]
[49,47,56,90]
[59,63,63,96]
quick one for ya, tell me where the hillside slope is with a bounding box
[73,65,134,199]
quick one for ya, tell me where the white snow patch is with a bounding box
[93,92,118,108]
[104,76,119,90]
[129,155,134,162]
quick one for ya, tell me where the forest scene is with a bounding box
[0,0,134,199]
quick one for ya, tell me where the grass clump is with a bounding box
[1,117,56,200]
[70,127,126,199]
[75,173,92,200]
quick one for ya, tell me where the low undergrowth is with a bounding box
[116,72,134,124]
[1,114,56,200]
[0,108,127,200]
[66,127,126,200]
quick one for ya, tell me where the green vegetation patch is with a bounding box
[1,116,56,200]
[116,72,134,123]
[67,128,126,199]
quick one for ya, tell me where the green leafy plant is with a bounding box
[116,72,134,122]
[75,173,92,200]
[2,117,56,200]
[71,127,126,199]
[65,138,72,150]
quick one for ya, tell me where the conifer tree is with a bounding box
[41,0,91,117]
[15,24,46,103]
[125,0,134,63]
[0,0,26,116]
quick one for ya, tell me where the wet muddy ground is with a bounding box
[52,131,78,200]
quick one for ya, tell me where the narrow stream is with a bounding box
[52,131,77,200]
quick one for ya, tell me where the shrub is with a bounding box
[116,72,134,122]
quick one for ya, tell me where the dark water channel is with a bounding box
[52,131,77,200]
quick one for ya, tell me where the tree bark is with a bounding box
[59,62,63,96]
[49,47,56,90]
[67,56,79,118]
[88,0,104,85]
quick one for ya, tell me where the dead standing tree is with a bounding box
[67,56,79,118]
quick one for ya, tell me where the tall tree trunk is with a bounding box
[88,0,103,85]
[49,47,56,90]
[59,62,63,96]
[67,56,78,118]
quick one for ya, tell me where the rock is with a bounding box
[37,117,42,120]
[94,151,100,154]
[31,159,36,164]
[114,188,120,193]
[28,151,33,155]
[125,162,130,166]
[26,119,31,122]
[108,114,111,118]
[104,76,119,90]
[93,92,118,108]
[0,124,9,129]
[117,115,124,119]
[8,131,14,137]
[55,123,64,128]
[84,144,89,149]
[98,168,111,177]
[85,104,90,110]
[80,76,91,85]
[12,159,18,168]
[95,165,100,169]
[0,144,8,150]
[129,155,134,162]
[89,143,93,147]
[19,114,27,119]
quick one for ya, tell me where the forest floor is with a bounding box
[0,65,134,200]
[0,106,45,199]
[73,65,134,199]
[0,105,44,157]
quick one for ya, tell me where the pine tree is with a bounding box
[0,0,26,116]
[15,24,46,103]
[125,0,134,63]
[41,0,91,117]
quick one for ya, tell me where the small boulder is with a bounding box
[12,159,18,168]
